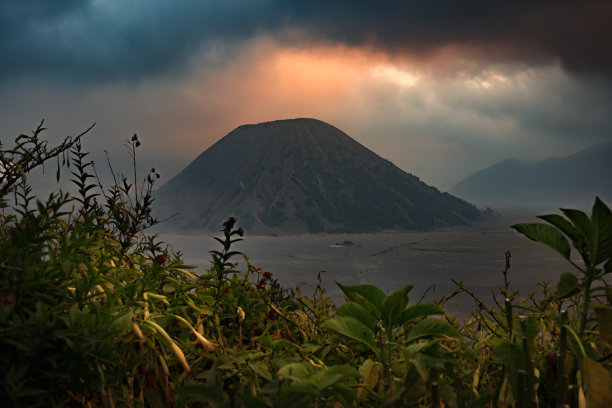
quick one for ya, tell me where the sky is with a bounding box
[1,1,612,190]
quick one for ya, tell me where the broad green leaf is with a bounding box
[591,197,612,265]
[439,380,458,408]
[562,208,592,238]
[175,383,228,408]
[144,388,166,408]
[336,302,377,332]
[313,373,344,391]
[556,272,580,299]
[593,304,612,344]
[511,223,571,261]
[235,394,270,408]
[400,303,443,326]
[358,359,382,401]
[111,311,133,330]
[491,341,524,370]
[404,341,435,355]
[322,316,375,347]
[406,318,458,343]
[516,315,539,341]
[381,285,413,327]
[336,282,386,316]
[249,361,273,382]
[253,335,272,346]
[466,394,494,408]
[583,357,612,408]
[329,384,358,407]
[326,365,359,379]
[314,366,358,391]
[538,213,582,245]
[277,363,314,381]
[561,208,592,261]
[272,338,301,350]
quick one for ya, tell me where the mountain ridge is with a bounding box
[450,140,612,207]
[154,118,481,234]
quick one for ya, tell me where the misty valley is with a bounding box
[159,209,570,316]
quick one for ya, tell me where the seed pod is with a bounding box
[133,323,144,340]
[170,341,191,373]
[192,330,219,352]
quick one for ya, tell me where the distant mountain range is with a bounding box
[154,118,480,234]
[450,141,612,207]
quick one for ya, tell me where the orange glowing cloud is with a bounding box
[167,40,386,147]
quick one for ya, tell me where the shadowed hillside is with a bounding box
[451,141,612,207]
[154,118,480,234]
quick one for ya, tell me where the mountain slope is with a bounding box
[154,118,480,234]
[450,141,612,207]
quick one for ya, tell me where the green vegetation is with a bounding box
[1,124,611,407]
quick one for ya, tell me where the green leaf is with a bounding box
[112,311,133,330]
[314,365,358,391]
[144,387,166,408]
[406,318,458,343]
[336,282,385,316]
[562,208,592,238]
[593,304,612,344]
[583,357,612,408]
[336,302,377,332]
[277,363,314,381]
[314,373,345,392]
[561,208,593,260]
[381,285,413,327]
[249,361,273,382]
[175,383,228,408]
[404,341,435,355]
[235,394,270,408]
[511,223,571,261]
[322,316,375,347]
[556,272,580,299]
[491,341,524,370]
[272,338,301,351]
[400,303,443,326]
[358,359,382,401]
[516,315,539,341]
[591,197,612,265]
[538,213,582,245]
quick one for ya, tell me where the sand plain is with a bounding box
[159,209,578,317]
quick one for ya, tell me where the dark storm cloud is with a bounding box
[2,0,611,82]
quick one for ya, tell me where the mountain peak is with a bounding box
[155,119,480,234]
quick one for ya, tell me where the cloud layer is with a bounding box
[2,1,612,82]
[2,2,612,193]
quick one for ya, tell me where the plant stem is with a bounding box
[431,366,441,408]
[556,310,568,408]
[579,270,593,336]
[520,318,538,408]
